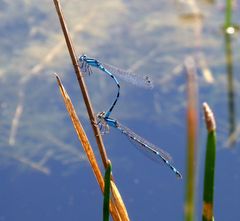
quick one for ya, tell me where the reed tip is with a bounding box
[203,102,216,132]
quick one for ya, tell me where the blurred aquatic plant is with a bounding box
[224,32,236,145]
[224,0,232,29]
[202,103,216,221]
[184,57,198,221]
[224,0,240,33]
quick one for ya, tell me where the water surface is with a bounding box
[0,1,240,220]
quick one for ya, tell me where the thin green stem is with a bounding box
[202,103,216,221]
[225,0,232,28]
[103,161,112,221]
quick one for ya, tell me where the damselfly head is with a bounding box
[97,111,106,119]
[78,55,92,75]
[79,54,87,61]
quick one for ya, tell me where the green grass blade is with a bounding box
[202,103,216,221]
[103,160,112,221]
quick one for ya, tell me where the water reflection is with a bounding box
[0,1,239,168]
[0,1,240,220]
[0,1,126,174]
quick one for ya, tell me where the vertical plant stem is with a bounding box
[52,0,109,169]
[184,57,198,221]
[56,75,130,221]
[202,103,216,221]
[224,33,236,142]
[52,2,130,220]
[225,0,232,28]
[103,160,112,221]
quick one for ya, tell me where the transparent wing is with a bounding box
[102,62,154,89]
[116,122,172,162]
[116,122,182,178]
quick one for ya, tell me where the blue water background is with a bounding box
[0,0,240,220]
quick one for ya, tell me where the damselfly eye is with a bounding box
[98,112,105,118]
[79,54,87,61]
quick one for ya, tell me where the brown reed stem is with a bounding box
[55,75,122,220]
[184,56,198,221]
[52,0,109,169]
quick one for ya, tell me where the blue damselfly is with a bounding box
[97,112,182,178]
[79,54,153,118]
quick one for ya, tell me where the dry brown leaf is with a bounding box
[55,74,128,221]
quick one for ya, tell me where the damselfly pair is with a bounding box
[78,54,182,178]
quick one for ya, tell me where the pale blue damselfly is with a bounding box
[79,54,153,118]
[97,112,182,178]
